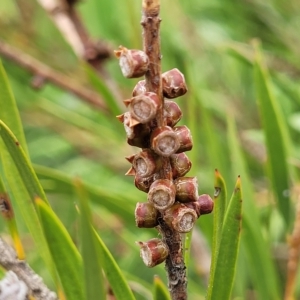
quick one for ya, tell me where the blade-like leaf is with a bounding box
[153,275,170,300]
[36,197,84,300]
[74,178,105,300]
[93,229,136,300]
[208,177,242,300]
[0,120,48,204]
[253,41,291,224]
[0,59,27,154]
[207,169,227,298]
[227,117,280,299]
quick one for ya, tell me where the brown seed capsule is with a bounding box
[148,179,176,211]
[170,153,192,178]
[136,238,169,267]
[198,194,214,215]
[132,80,147,97]
[115,46,149,78]
[135,202,158,228]
[135,173,156,193]
[185,194,214,217]
[162,68,187,99]
[133,149,159,178]
[151,126,180,157]
[118,112,150,148]
[174,177,199,203]
[174,125,193,153]
[163,203,197,233]
[125,92,161,124]
[164,100,182,127]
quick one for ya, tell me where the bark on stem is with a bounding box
[141,1,187,299]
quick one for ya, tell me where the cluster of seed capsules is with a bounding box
[115,46,214,268]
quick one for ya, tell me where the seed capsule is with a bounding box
[134,173,156,193]
[185,194,214,217]
[117,112,150,148]
[163,203,197,233]
[164,100,182,127]
[115,46,149,78]
[170,153,192,178]
[137,238,169,267]
[174,125,193,153]
[132,80,147,97]
[174,177,199,203]
[135,202,158,228]
[133,149,159,178]
[148,179,176,211]
[125,92,161,124]
[151,126,180,157]
[162,68,187,99]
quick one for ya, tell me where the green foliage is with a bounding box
[0,0,300,299]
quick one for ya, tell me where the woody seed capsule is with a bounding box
[148,179,176,211]
[170,153,192,178]
[163,203,197,233]
[115,46,149,78]
[117,112,150,148]
[174,177,199,203]
[134,173,156,193]
[132,80,147,97]
[135,202,158,228]
[125,92,161,124]
[162,68,187,99]
[133,149,159,178]
[174,125,193,153]
[151,126,180,157]
[164,100,182,127]
[185,194,214,217]
[137,238,169,268]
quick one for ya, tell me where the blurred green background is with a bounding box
[1,0,300,299]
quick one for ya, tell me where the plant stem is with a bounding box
[141,1,187,299]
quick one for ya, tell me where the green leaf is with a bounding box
[207,169,227,299]
[74,178,106,300]
[36,198,84,300]
[93,229,136,300]
[0,120,48,204]
[208,177,242,300]
[0,59,27,154]
[227,117,280,299]
[153,275,170,300]
[253,41,291,224]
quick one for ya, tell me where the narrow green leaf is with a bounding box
[227,117,280,299]
[0,121,56,283]
[0,59,27,154]
[207,169,227,298]
[0,120,48,204]
[253,41,291,224]
[36,198,84,300]
[208,177,242,300]
[74,178,105,300]
[93,229,136,300]
[153,275,170,300]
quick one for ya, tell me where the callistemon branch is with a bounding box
[115,1,214,299]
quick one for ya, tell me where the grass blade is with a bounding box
[74,178,106,300]
[253,41,291,224]
[208,176,242,300]
[227,116,281,299]
[93,230,136,300]
[153,275,170,300]
[206,169,227,298]
[36,197,84,300]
